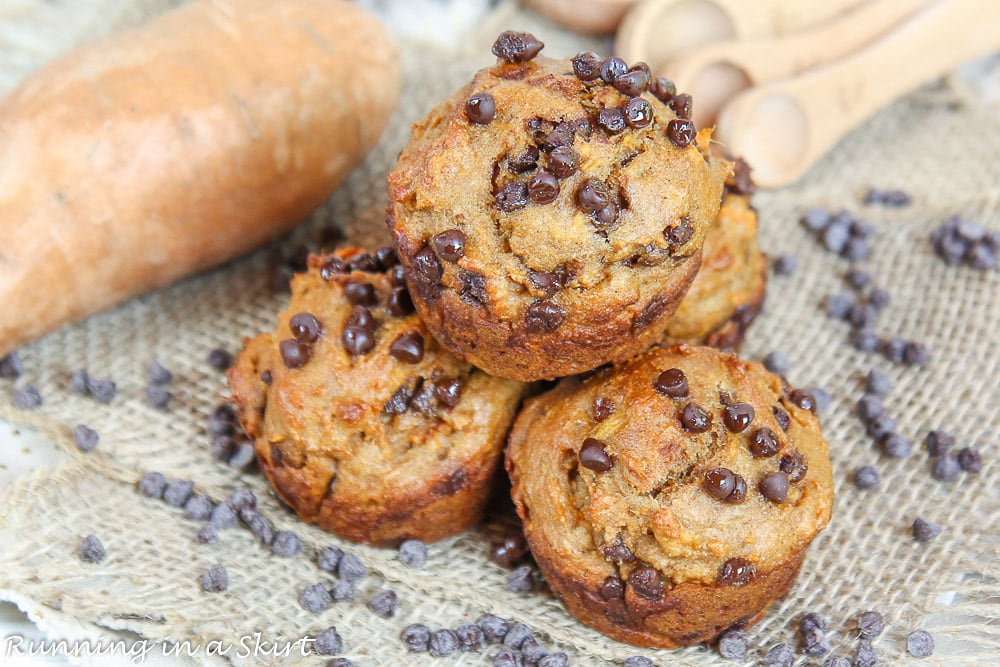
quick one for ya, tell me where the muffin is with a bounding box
[228,248,525,546]
[506,344,833,648]
[662,185,767,350]
[388,32,731,381]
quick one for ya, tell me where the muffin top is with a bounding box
[507,344,833,588]
[228,248,524,541]
[387,36,730,379]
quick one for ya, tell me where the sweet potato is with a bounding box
[0,0,400,356]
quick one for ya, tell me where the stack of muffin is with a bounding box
[229,31,832,649]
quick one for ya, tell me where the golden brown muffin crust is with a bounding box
[388,54,730,381]
[229,249,525,546]
[507,344,833,647]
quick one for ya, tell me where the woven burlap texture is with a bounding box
[1,2,998,666]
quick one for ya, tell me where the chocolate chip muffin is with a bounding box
[228,248,525,546]
[506,344,833,648]
[663,184,767,350]
[388,33,731,381]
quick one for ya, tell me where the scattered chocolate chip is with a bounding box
[330,580,355,602]
[538,653,569,667]
[912,517,941,542]
[367,590,397,618]
[759,472,789,503]
[209,502,238,529]
[957,446,982,473]
[398,539,428,568]
[763,350,791,375]
[853,640,879,667]
[789,389,816,413]
[882,433,912,458]
[79,534,105,563]
[664,217,694,246]
[319,255,346,280]
[750,427,780,458]
[184,493,214,521]
[801,628,832,657]
[496,181,530,212]
[528,170,560,204]
[347,253,378,273]
[853,466,880,490]
[907,630,934,658]
[0,352,23,379]
[800,612,829,634]
[338,552,367,582]
[13,384,42,410]
[825,657,851,667]
[313,626,343,656]
[466,93,497,124]
[525,300,566,333]
[653,368,688,397]
[571,51,601,80]
[479,614,509,644]
[628,565,663,600]
[857,611,884,638]
[492,648,520,667]
[866,368,892,396]
[718,629,748,660]
[773,254,797,275]
[205,349,232,373]
[506,565,535,593]
[239,509,274,545]
[650,77,676,102]
[666,118,696,147]
[509,147,540,175]
[228,487,256,511]
[502,623,532,650]
[856,395,885,423]
[599,56,628,84]
[680,402,712,432]
[579,438,613,472]
[490,535,529,569]
[200,563,228,592]
[279,339,311,369]
[456,623,484,652]
[492,31,544,63]
[433,378,463,409]
[932,453,961,482]
[137,471,167,499]
[925,430,954,456]
[772,405,791,431]
[146,385,171,411]
[69,368,90,395]
[389,264,407,287]
[196,524,218,544]
[624,97,653,128]
[826,293,855,319]
[765,643,794,667]
[852,329,880,352]
[317,545,343,573]
[227,442,256,471]
[427,629,459,658]
[667,93,692,119]
[72,424,99,453]
[902,341,930,366]
[272,530,302,557]
[718,557,756,586]
[614,70,648,97]
[164,479,195,507]
[521,635,547,664]
[300,583,331,612]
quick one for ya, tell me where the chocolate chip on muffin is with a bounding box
[507,344,833,648]
[228,249,526,546]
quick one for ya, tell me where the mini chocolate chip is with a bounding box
[667,93,692,119]
[866,367,892,396]
[593,396,616,422]
[800,612,829,634]
[765,643,794,667]
[789,389,816,412]
[594,202,619,227]
[547,146,579,179]
[825,656,851,667]
[882,433,912,458]
[289,312,322,343]
[338,552,368,581]
[728,474,748,502]
[272,530,303,558]
[903,341,930,365]
[577,178,610,212]
[137,471,168,499]
[600,576,625,600]
[0,352,23,379]
[521,636,546,665]
[780,452,808,482]
[907,630,934,658]
[628,565,663,600]
[344,279,377,307]
[773,254,797,275]
[200,563,228,592]
[680,402,712,432]
[957,446,982,473]
[492,31,543,63]
[342,327,375,356]
[146,385,171,411]
[314,627,343,656]
[666,118,696,147]
[525,300,565,333]
[389,333,424,364]
[543,122,576,150]
[854,465,880,490]
[654,368,688,397]
[772,405,791,430]
[539,654,569,667]
[579,438,613,472]
[73,424,100,452]
[571,51,601,80]
[718,557,756,585]
[347,305,376,331]
[759,472,789,502]
[384,383,416,416]
[479,614,509,644]
[925,430,954,456]
[853,329,881,352]
[763,350,791,375]
[147,361,172,385]
[429,629,459,658]
[414,246,444,286]
[650,77,676,102]
[434,378,463,408]
[723,402,755,433]
[87,377,116,404]
[624,97,653,128]
[466,93,496,124]
[912,517,941,542]
[664,217,694,246]
[300,583,331,612]
[527,269,560,296]
[387,288,414,317]
[456,624,484,652]
[614,70,649,97]
[331,580,355,602]
[601,539,635,563]
[367,590,397,618]
[279,339,311,369]
[932,453,960,482]
[528,170,560,204]
[320,255,346,280]
[857,611,884,638]
[432,230,466,262]
[389,264,407,286]
[826,293,855,319]
[496,181,530,212]
[79,534,106,563]
[881,336,906,363]
[506,565,535,593]
[509,146,540,173]
[490,535,529,569]
[207,348,233,371]
[374,245,398,269]
[802,628,832,658]
[718,629,748,660]
[750,427,780,458]
[857,395,885,422]
[597,107,627,133]
[600,57,628,84]
[704,468,737,500]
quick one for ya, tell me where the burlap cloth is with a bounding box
[1,2,998,665]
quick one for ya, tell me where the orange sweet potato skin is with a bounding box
[0,0,400,356]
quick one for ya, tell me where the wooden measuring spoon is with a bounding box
[714,0,1000,188]
[663,0,932,128]
[616,0,866,72]
[524,0,637,35]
